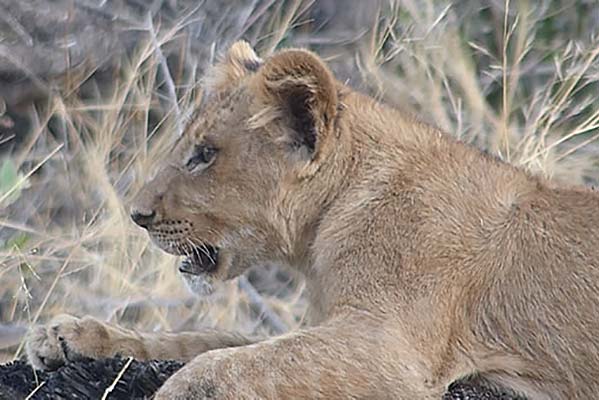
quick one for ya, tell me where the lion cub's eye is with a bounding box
[186,144,218,171]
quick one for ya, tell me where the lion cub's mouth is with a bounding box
[178,244,219,275]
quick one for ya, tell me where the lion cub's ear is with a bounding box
[253,49,338,159]
[205,41,263,93]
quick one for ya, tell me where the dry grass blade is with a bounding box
[101,357,134,400]
[145,13,183,137]
[0,144,63,205]
[24,381,46,400]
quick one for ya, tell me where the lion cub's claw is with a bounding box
[25,314,107,371]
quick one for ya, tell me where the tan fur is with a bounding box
[27,41,599,399]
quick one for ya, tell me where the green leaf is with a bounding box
[5,233,30,251]
[0,158,30,206]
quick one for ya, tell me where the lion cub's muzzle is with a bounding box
[179,245,219,275]
[130,209,220,275]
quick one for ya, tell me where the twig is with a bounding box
[238,276,288,335]
[0,44,51,95]
[101,357,134,400]
[0,5,34,46]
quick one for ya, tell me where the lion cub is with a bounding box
[26,41,599,399]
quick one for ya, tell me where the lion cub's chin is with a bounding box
[179,272,218,297]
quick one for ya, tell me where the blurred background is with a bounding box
[1,0,598,362]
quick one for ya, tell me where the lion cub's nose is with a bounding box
[130,209,156,229]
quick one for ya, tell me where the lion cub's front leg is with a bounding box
[26,314,256,370]
[155,313,442,400]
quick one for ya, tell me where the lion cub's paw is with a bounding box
[26,314,110,370]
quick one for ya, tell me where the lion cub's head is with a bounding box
[131,41,343,295]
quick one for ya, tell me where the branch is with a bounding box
[238,275,288,335]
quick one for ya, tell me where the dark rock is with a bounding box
[0,358,524,400]
[0,358,183,399]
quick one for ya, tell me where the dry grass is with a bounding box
[1,0,598,363]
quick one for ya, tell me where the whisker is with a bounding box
[185,238,199,260]
[202,243,216,264]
